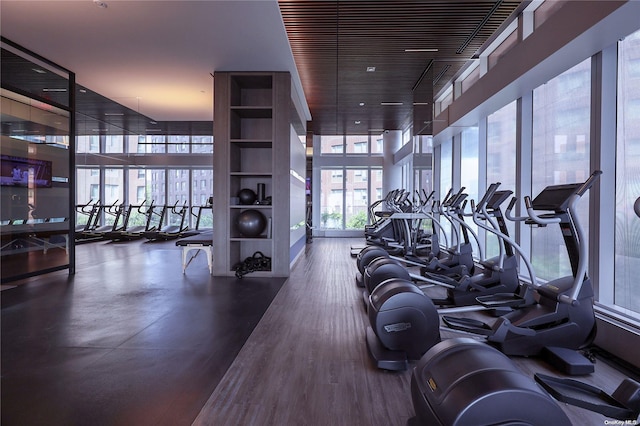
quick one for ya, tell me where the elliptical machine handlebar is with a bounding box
[524,197,562,226]
[504,197,522,222]
[575,170,602,196]
[475,182,501,214]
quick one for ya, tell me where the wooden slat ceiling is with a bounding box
[279,0,525,135]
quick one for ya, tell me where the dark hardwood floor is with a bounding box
[1,238,285,426]
[194,238,636,426]
[2,237,636,425]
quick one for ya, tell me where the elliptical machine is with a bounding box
[365,277,441,371]
[443,170,602,356]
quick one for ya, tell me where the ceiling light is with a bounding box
[79,89,87,93]
[149,121,157,125]
[42,88,67,92]
[359,102,365,106]
[32,68,46,74]
[104,113,124,116]
[404,48,439,52]
[413,102,430,105]
[366,67,376,72]
[380,102,403,106]
[354,121,361,125]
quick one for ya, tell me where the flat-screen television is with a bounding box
[0,154,52,188]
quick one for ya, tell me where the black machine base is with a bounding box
[365,326,408,371]
[542,346,595,375]
[535,373,640,421]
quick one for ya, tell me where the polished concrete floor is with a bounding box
[1,239,285,426]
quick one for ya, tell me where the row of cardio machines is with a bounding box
[75,198,212,242]
[355,171,640,425]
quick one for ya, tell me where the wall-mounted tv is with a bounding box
[0,154,52,188]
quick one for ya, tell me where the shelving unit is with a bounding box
[213,72,293,276]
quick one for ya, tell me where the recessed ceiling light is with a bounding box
[104,113,124,116]
[404,48,439,52]
[42,88,67,92]
[366,67,376,72]
[354,120,361,125]
[359,102,365,106]
[32,68,46,74]
[413,102,430,105]
[79,89,87,93]
[149,121,157,125]
[380,102,403,106]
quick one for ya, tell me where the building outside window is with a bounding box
[531,58,591,281]
[486,100,517,258]
[614,28,640,315]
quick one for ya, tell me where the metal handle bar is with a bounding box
[524,196,562,225]
[475,182,501,214]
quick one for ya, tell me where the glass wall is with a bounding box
[318,166,383,230]
[531,58,591,280]
[1,42,74,283]
[432,0,640,366]
[486,100,517,258]
[614,29,640,315]
[76,165,214,232]
[460,127,480,257]
[320,169,343,229]
[345,169,369,229]
[320,134,384,155]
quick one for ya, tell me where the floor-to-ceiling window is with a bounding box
[76,133,213,233]
[460,127,480,257]
[432,0,640,367]
[316,134,384,233]
[531,58,591,281]
[439,139,453,241]
[614,29,640,315]
[486,100,517,258]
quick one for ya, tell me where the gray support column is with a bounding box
[383,130,403,192]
